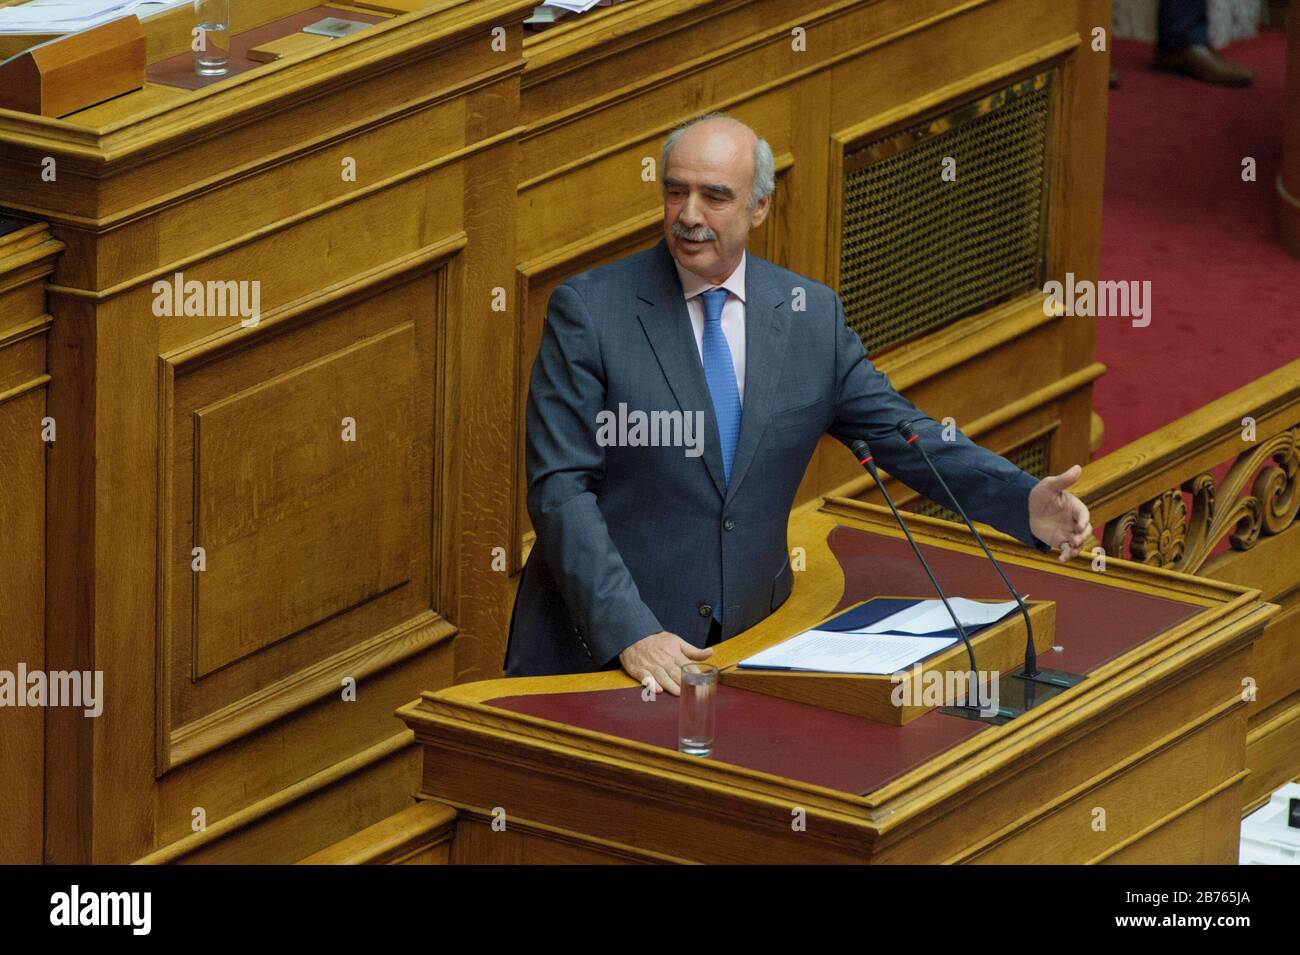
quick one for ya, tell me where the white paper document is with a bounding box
[738,629,959,675]
[537,1,603,13]
[0,0,190,34]
[736,598,1023,675]
[854,597,1021,635]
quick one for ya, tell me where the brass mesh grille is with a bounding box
[912,432,1052,525]
[839,73,1052,355]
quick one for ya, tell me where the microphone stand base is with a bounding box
[937,704,1016,725]
[938,668,1085,724]
[1010,666,1086,690]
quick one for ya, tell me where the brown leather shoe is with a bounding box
[1153,44,1253,86]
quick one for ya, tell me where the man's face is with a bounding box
[662,123,770,282]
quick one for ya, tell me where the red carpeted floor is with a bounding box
[1093,33,1300,458]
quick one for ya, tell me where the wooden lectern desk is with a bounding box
[397,499,1277,864]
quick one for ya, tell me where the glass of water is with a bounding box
[195,0,232,76]
[677,663,718,757]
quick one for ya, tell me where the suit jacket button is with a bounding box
[698,604,713,617]
[723,517,736,531]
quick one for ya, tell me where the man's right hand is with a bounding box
[618,631,713,697]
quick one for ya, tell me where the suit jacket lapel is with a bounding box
[724,255,789,503]
[636,239,728,499]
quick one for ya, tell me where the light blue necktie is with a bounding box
[699,287,742,485]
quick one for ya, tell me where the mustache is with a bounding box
[672,222,717,242]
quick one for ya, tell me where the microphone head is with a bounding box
[850,439,871,460]
[896,420,916,441]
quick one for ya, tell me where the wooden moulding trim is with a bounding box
[517,210,661,282]
[0,373,50,407]
[7,102,522,237]
[819,496,1250,604]
[165,611,456,772]
[297,798,458,865]
[867,417,1063,513]
[519,0,1024,187]
[0,241,65,292]
[874,297,1072,392]
[0,68,521,243]
[0,257,63,298]
[448,803,693,864]
[808,508,1269,694]
[949,694,1245,861]
[0,312,52,349]
[135,731,416,864]
[46,82,517,236]
[0,1,536,154]
[1087,771,1247,864]
[1247,692,1300,747]
[522,0,995,108]
[829,36,1078,156]
[159,232,466,369]
[821,361,1103,505]
[1074,357,1300,520]
[524,0,774,68]
[0,219,60,255]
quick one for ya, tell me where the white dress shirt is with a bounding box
[673,250,747,405]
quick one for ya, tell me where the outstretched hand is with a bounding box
[1029,464,1093,562]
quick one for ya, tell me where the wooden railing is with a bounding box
[1076,358,1300,812]
[1076,359,1300,578]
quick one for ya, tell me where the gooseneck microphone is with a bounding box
[850,439,993,715]
[893,419,1082,691]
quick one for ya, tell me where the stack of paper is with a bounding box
[0,0,191,34]
[738,598,1021,675]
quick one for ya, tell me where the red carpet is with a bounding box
[1093,34,1300,458]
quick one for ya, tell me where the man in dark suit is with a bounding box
[505,114,1092,693]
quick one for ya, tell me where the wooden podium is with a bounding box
[396,499,1276,864]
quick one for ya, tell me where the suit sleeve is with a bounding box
[525,282,665,666]
[825,292,1051,553]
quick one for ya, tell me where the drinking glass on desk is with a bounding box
[194,0,231,76]
[678,663,718,757]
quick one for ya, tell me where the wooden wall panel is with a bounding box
[0,223,62,864]
[160,259,448,771]
[0,0,536,862]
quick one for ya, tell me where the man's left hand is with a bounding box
[1029,464,1093,562]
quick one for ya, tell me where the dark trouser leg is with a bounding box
[1157,0,1210,52]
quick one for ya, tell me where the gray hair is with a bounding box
[661,112,775,210]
